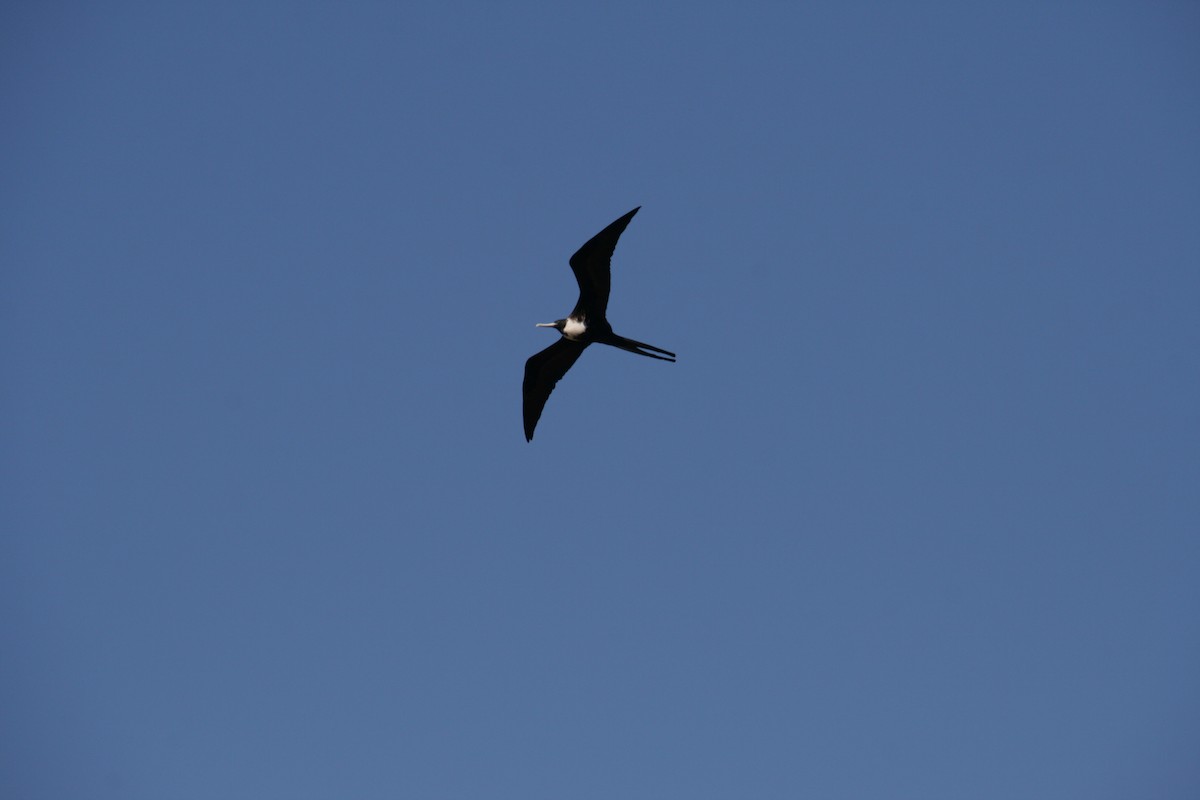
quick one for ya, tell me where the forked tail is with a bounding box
[603,333,676,362]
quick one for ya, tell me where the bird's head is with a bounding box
[535,319,566,332]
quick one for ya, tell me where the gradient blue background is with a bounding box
[4,2,1199,797]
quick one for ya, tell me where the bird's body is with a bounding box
[522,207,675,441]
[559,317,588,340]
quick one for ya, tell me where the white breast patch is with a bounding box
[563,317,587,339]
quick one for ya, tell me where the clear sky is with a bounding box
[3,2,1198,798]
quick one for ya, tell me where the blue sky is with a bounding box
[3,2,1198,797]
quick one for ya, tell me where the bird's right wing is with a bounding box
[523,338,589,441]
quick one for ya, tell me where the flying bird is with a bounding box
[522,207,676,441]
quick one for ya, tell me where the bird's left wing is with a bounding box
[523,338,589,441]
[567,207,640,321]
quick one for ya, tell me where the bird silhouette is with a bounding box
[523,207,675,441]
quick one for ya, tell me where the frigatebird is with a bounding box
[522,207,676,441]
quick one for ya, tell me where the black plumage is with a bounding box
[522,207,676,441]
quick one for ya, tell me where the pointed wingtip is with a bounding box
[613,205,641,227]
